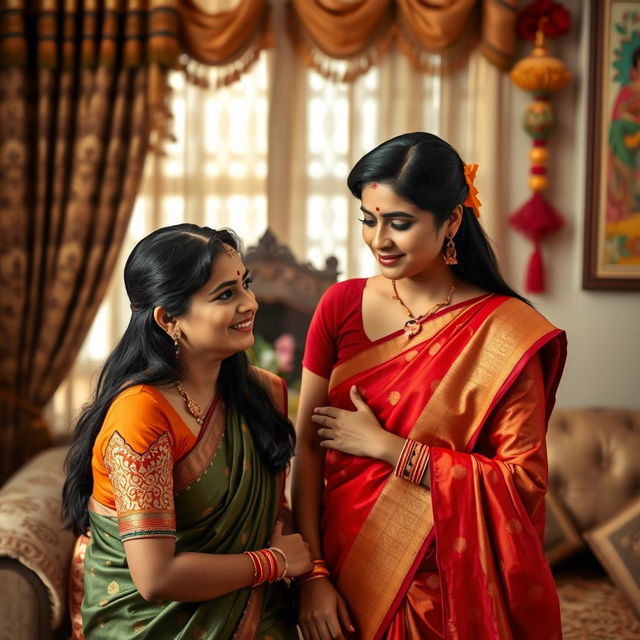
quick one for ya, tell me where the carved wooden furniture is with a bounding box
[243,229,338,383]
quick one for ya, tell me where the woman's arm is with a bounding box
[124,520,311,602]
[292,368,354,640]
[312,384,431,487]
[291,367,330,558]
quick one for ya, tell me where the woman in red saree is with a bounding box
[293,133,567,640]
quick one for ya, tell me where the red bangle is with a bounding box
[298,558,331,584]
[396,439,430,485]
[265,548,280,583]
[269,546,288,580]
[395,439,416,479]
[245,548,290,586]
[410,444,430,484]
[244,550,265,586]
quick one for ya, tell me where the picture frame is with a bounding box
[583,0,640,289]
[543,490,584,566]
[584,497,640,617]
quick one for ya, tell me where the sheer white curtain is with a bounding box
[48,60,270,434]
[48,43,506,436]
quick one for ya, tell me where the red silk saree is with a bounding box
[319,295,566,639]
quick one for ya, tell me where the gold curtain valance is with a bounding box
[178,0,272,84]
[288,0,518,81]
[1,0,516,90]
[288,0,395,81]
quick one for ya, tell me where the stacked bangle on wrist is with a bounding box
[395,438,430,484]
[269,546,288,581]
[297,558,330,585]
[244,547,288,587]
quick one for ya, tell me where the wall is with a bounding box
[502,0,639,408]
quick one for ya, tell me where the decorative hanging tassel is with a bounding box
[526,243,545,293]
[508,5,571,293]
[509,191,565,293]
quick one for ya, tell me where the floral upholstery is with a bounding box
[0,446,74,629]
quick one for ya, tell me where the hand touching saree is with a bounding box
[304,282,566,639]
[72,369,296,640]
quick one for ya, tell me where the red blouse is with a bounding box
[302,279,372,378]
[303,278,484,379]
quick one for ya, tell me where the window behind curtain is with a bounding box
[49,49,452,436]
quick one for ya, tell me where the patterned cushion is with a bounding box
[585,497,640,618]
[0,446,75,629]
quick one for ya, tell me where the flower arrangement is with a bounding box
[248,332,301,418]
[249,333,296,375]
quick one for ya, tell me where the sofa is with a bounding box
[0,409,639,639]
[544,409,640,638]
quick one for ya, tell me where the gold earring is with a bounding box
[172,329,181,356]
[443,235,458,265]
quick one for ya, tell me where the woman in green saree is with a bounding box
[62,224,312,639]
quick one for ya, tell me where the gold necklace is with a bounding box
[176,382,205,425]
[391,280,456,338]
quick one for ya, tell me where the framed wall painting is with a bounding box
[584,0,640,289]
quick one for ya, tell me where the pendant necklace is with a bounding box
[391,280,457,339]
[176,382,207,425]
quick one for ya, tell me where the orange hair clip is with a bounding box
[463,163,482,219]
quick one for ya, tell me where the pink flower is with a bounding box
[274,333,295,373]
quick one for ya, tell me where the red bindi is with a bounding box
[375,206,380,212]
[237,270,240,276]
[371,183,378,189]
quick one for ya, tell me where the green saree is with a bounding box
[79,372,296,639]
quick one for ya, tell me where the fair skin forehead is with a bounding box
[193,251,248,304]
[357,183,464,292]
[153,250,251,332]
[361,183,430,220]
[359,182,462,237]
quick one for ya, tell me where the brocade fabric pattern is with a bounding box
[0,446,74,628]
[0,2,153,483]
[104,431,176,540]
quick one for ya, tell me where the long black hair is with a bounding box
[347,132,528,304]
[62,224,295,535]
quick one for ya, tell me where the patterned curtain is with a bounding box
[0,0,180,483]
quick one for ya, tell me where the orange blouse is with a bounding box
[91,385,198,541]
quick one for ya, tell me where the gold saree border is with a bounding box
[337,475,434,639]
[173,401,226,492]
[251,367,287,415]
[337,298,557,638]
[172,368,284,492]
[232,585,265,640]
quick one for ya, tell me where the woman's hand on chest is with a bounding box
[312,385,404,466]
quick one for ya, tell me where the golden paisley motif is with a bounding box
[453,537,467,553]
[388,391,401,405]
[104,431,174,513]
